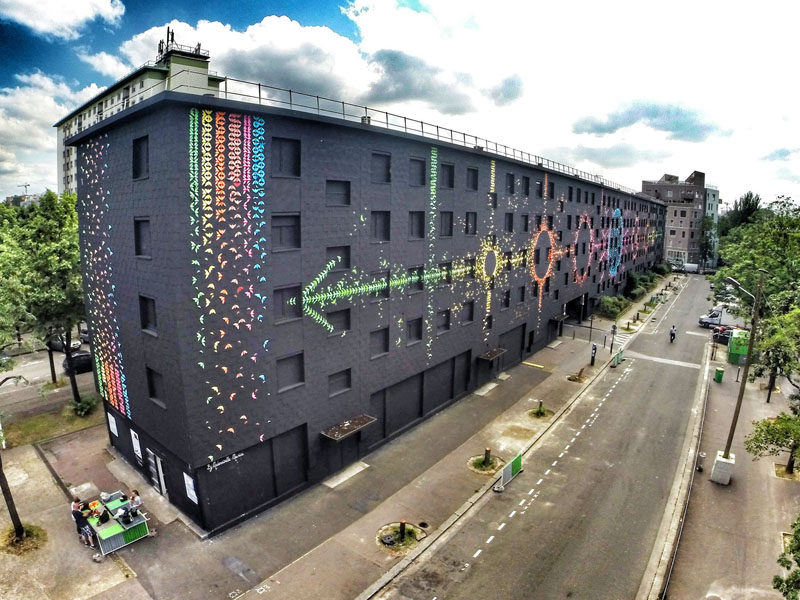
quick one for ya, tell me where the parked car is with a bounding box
[62,351,93,375]
[712,329,733,345]
[46,337,82,353]
[698,307,725,328]
[79,322,91,344]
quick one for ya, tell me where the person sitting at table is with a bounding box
[71,508,96,549]
[130,489,142,510]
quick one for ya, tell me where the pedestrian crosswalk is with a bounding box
[612,331,633,349]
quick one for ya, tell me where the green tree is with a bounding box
[744,412,800,474]
[752,307,800,404]
[775,513,800,598]
[16,190,85,402]
[698,215,715,267]
[718,190,762,239]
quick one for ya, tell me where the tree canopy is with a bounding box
[745,412,800,473]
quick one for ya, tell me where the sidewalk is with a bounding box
[665,366,799,597]
[0,281,677,600]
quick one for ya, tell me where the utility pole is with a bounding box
[711,269,767,484]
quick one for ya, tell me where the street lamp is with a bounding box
[710,269,768,485]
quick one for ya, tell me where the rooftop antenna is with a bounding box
[18,183,29,196]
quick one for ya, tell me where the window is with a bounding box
[536,180,543,198]
[567,214,572,230]
[680,210,687,217]
[522,176,530,196]
[146,367,164,402]
[441,163,455,188]
[436,309,451,333]
[504,251,513,270]
[139,296,157,334]
[326,308,350,333]
[518,285,526,303]
[272,138,301,176]
[370,327,389,358]
[522,214,530,232]
[440,211,454,237]
[134,218,151,257]
[465,211,477,235]
[438,262,452,285]
[535,214,542,230]
[328,368,351,397]
[272,214,300,250]
[568,186,573,201]
[408,266,424,291]
[467,257,476,278]
[547,215,554,230]
[132,136,148,179]
[370,271,390,300]
[326,180,350,206]
[466,167,479,191]
[409,211,425,239]
[501,289,511,309]
[591,192,595,205]
[548,181,555,199]
[544,277,550,293]
[409,158,426,185]
[277,353,304,391]
[326,246,350,270]
[534,248,540,264]
[505,212,514,232]
[371,152,391,183]
[505,173,515,194]
[461,301,474,323]
[371,211,390,241]
[273,286,301,322]
[484,315,493,330]
[407,317,423,344]
[532,281,539,296]
[489,192,498,208]
[564,272,569,285]
[682,231,686,238]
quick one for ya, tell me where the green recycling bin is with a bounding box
[714,367,724,383]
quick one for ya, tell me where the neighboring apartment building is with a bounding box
[641,171,719,268]
[56,31,224,196]
[62,43,666,532]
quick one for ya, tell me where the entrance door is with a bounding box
[340,434,359,467]
[145,448,167,497]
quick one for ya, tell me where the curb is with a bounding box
[356,304,661,600]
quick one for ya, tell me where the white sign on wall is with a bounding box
[107,413,118,437]
[183,473,198,504]
[131,430,142,459]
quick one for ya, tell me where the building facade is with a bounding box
[66,78,665,532]
[55,36,223,196]
[641,171,719,268]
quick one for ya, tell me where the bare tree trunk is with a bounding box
[766,369,777,404]
[788,443,797,475]
[63,331,81,406]
[0,450,25,540]
[46,347,56,384]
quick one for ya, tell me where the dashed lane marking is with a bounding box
[537,478,543,485]
[545,469,551,475]
[509,510,517,518]
[473,549,482,558]
[498,522,506,530]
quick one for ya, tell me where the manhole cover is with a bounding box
[381,534,396,546]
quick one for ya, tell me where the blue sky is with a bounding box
[1,0,798,204]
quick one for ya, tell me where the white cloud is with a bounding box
[76,50,131,79]
[0,0,124,40]
[5,0,800,202]
[0,73,103,197]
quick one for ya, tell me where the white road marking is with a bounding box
[528,488,535,495]
[552,460,558,466]
[581,424,586,429]
[519,499,525,506]
[685,331,708,337]
[565,445,570,450]
[545,469,551,475]
[486,536,495,544]
[575,431,581,436]
[509,510,517,518]
[571,437,576,443]
[473,549,482,558]
[537,478,543,485]
[559,452,565,457]
[498,522,506,530]
[623,349,701,369]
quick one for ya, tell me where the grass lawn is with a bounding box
[2,401,104,447]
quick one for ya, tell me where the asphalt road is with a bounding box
[382,275,714,599]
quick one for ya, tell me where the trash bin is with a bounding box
[714,367,724,383]
[696,451,706,472]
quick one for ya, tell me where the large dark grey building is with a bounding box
[66,73,665,532]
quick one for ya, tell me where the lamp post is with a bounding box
[710,269,767,484]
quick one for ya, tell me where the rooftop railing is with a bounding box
[63,71,658,201]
